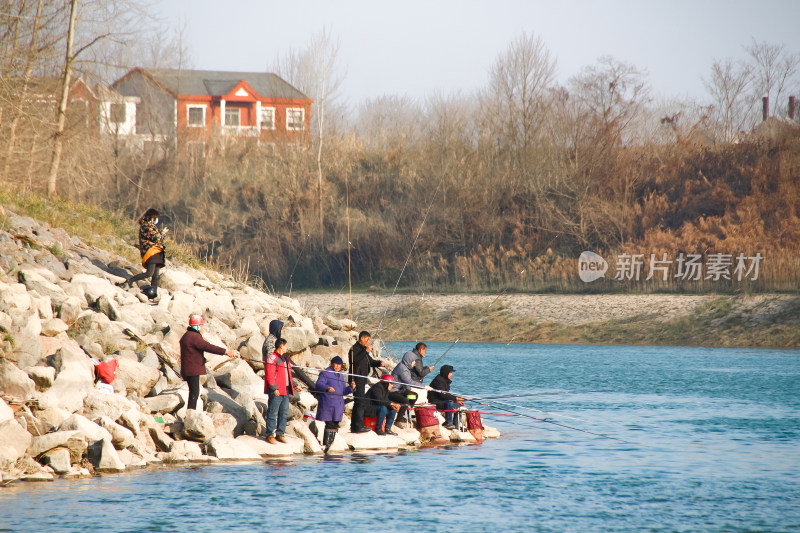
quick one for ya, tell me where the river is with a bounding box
[1,342,798,532]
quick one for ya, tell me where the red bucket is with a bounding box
[364,417,377,430]
[414,406,439,429]
[466,410,483,431]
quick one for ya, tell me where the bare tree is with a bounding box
[479,31,556,155]
[704,58,754,141]
[271,28,346,243]
[569,55,650,147]
[746,39,800,118]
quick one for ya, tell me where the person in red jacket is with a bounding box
[265,338,295,444]
[179,314,236,410]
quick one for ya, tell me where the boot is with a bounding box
[323,429,337,454]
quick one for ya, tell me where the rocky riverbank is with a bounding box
[0,208,497,485]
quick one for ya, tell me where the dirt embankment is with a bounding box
[295,292,800,348]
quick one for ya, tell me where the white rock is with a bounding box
[117,448,147,468]
[183,410,216,441]
[82,389,139,420]
[168,292,198,324]
[209,412,237,439]
[159,270,196,292]
[29,292,54,321]
[115,357,160,397]
[0,358,36,400]
[287,420,322,454]
[206,436,263,460]
[0,281,31,311]
[69,274,117,306]
[0,310,12,331]
[283,326,317,353]
[29,430,88,463]
[39,447,72,474]
[57,296,82,325]
[41,318,69,337]
[12,309,42,340]
[39,343,95,412]
[344,430,401,451]
[96,416,135,449]
[0,397,13,424]
[94,438,125,472]
[142,393,183,414]
[213,360,263,399]
[234,435,302,457]
[0,419,32,467]
[59,413,114,444]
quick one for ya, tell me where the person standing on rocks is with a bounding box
[118,208,167,300]
[365,375,400,435]
[261,319,284,363]
[179,314,236,411]
[314,356,353,453]
[428,365,464,430]
[265,338,295,444]
[348,331,385,433]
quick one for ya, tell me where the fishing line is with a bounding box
[375,174,445,337]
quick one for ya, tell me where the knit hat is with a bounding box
[331,356,344,365]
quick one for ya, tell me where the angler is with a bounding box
[314,356,353,453]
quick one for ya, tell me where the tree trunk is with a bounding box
[46,0,78,197]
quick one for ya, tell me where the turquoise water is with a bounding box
[1,343,798,532]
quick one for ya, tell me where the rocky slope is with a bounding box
[0,207,496,484]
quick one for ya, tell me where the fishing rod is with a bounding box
[429,338,459,368]
[477,391,568,400]
[461,396,636,444]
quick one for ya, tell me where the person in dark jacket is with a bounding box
[261,319,284,362]
[365,375,400,435]
[118,208,168,300]
[314,356,354,452]
[348,331,385,433]
[428,365,464,429]
[265,338,295,444]
[179,314,236,411]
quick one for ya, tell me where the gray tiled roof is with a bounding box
[141,69,309,100]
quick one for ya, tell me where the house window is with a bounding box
[187,106,205,127]
[286,108,305,131]
[109,103,126,124]
[260,107,275,129]
[225,107,240,127]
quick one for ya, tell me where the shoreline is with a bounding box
[295,292,800,348]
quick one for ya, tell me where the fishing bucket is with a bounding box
[465,410,483,431]
[95,359,118,384]
[414,406,439,429]
[364,417,378,431]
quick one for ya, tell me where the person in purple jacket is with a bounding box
[314,356,354,453]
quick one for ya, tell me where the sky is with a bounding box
[153,0,800,107]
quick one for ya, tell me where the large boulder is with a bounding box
[344,430,402,451]
[0,281,31,312]
[39,447,72,474]
[209,412,237,439]
[92,438,125,472]
[69,274,117,306]
[29,430,88,463]
[18,269,68,308]
[0,419,32,467]
[159,270,195,292]
[283,326,318,353]
[96,416,135,449]
[27,365,56,390]
[0,397,14,424]
[41,318,69,337]
[59,413,113,445]
[142,393,183,414]
[183,410,216,442]
[114,358,160,397]
[0,358,36,400]
[82,389,139,420]
[213,360,263,398]
[234,434,304,456]
[95,295,121,321]
[287,419,323,454]
[38,342,95,412]
[205,436,262,460]
[57,296,82,325]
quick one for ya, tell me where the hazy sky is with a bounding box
[154,0,800,106]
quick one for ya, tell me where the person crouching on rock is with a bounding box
[428,365,464,430]
[179,314,236,411]
[314,356,353,453]
[119,208,167,300]
[265,338,295,444]
[366,375,400,436]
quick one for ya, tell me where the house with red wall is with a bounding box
[109,68,313,155]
